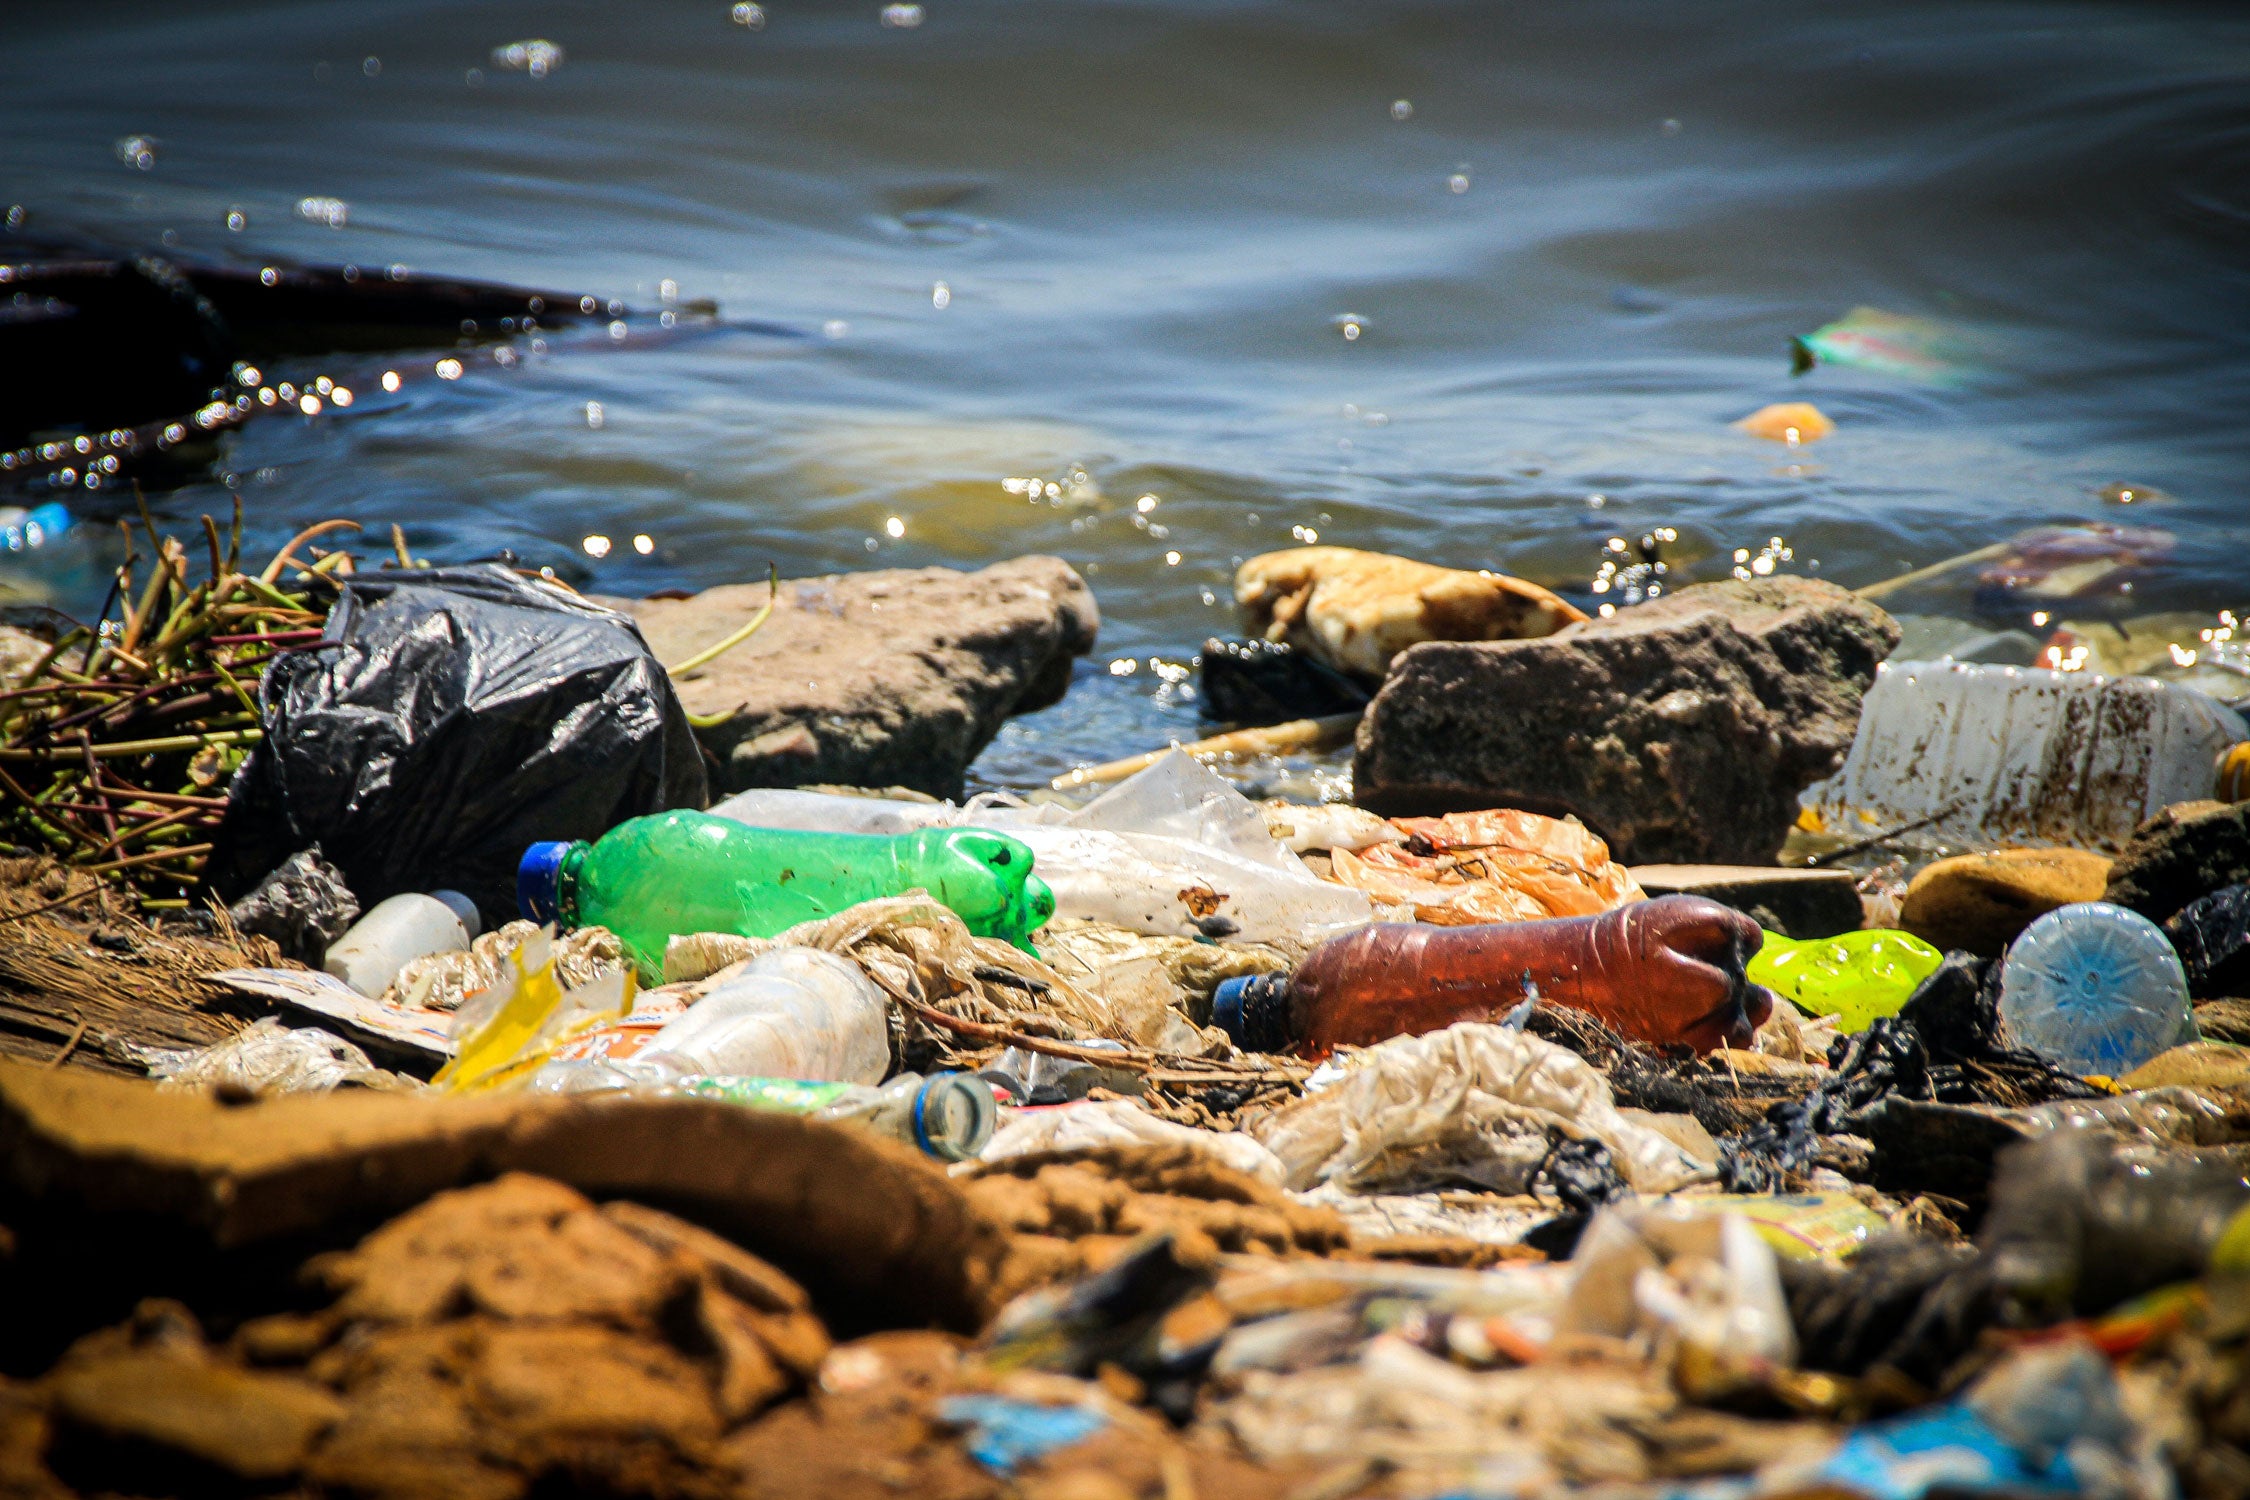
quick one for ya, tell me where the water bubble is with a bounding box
[331,387,353,407]
[362,55,381,76]
[633,534,655,555]
[4,205,23,229]
[492,39,564,77]
[582,535,612,559]
[880,3,924,25]
[585,401,605,429]
[296,196,350,228]
[931,280,951,310]
[823,319,850,339]
[466,67,484,86]
[115,135,157,171]
[864,537,879,552]
[1108,658,1137,677]
[381,370,402,392]
[1661,118,1683,136]
[1292,525,1319,544]
[225,208,247,232]
[1390,99,1412,121]
[658,278,678,303]
[1333,313,1367,341]
[435,357,464,380]
[885,516,906,538]
[732,2,767,26]
[1136,494,1158,513]
[299,393,323,415]
[608,319,628,341]
[1447,169,1470,194]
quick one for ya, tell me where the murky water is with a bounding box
[4,0,2247,786]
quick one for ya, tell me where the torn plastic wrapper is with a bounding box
[1327,808,1645,925]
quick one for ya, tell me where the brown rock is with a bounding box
[1630,863,1864,939]
[1354,577,1900,864]
[2105,799,2250,925]
[1234,546,1586,678]
[2118,1041,2250,1094]
[47,1345,344,1483]
[311,1172,692,1326]
[1900,848,2114,956]
[616,557,1098,799]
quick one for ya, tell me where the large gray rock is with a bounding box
[1353,577,1899,864]
[617,556,1097,800]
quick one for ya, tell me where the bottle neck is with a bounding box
[554,843,587,927]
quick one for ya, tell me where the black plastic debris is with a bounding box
[223,845,358,965]
[210,564,706,929]
[2167,884,2250,998]
[1197,637,1370,725]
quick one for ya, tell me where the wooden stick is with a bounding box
[1050,712,1363,792]
[1853,541,2011,603]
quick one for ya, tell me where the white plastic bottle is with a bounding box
[636,947,890,1084]
[1806,661,2248,852]
[323,891,481,997]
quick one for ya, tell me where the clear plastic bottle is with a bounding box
[322,890,480,997]
[673,1072,997,1160]
[518,809,1053,976]
[1999,901,2196,1076]
[1806,660,2248,852]
[1211,894,1772,1056]
[635,947,891,1084]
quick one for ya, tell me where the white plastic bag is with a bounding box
[145,1016,417,1095]
[1557,1200,1797,1383]
[1249,1022,1711,1196]
[977,1097,1288,1184]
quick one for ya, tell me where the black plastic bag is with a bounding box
[211,565,706,927]
[226,845,359,965]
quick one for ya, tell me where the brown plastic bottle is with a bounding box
[1213,895,1772,1056]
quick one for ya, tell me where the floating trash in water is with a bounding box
[1391,99,1413,121]
[1333,313,1368,341]
[115,135,157,171]
[1734,401,1833,444]
[295,196,350,229]
[2099,481,2171,506]
[732,2,766,26]
[492,39,564,77]
[1791,305,1976,386]
[881,3,924,26]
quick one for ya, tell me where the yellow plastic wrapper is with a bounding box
[1326,809,1644,925]
[433,927,636,1095]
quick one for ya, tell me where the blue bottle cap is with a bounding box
[1212,975,1255,1043]
[517,841,574,925]
[1211,972,1293,1052]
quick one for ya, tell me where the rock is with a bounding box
[2118,1041,2250,1093]
[0,623,50,686]
[1628,864,1864,939]
[2104,799,2250,925]
[616,557,1097,800]
[2192,998,2250,1045]
[1899,848,2114,956]
[1354,578,1900,864]
[1233,546,1585,680]
[47,1346,344,1485]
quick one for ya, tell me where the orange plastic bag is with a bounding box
[1327,809,1643,924]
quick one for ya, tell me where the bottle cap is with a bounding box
[912,1072,998,1162]
[1212,973,1293,1052]
[517,842,574,926]
[429,889,483,940]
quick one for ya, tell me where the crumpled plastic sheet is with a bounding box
[936,1395,1109,1476]
[1249,1022,1713,1196]
[1557,1200,1798,1385]
[1326,808,1645,925]
[1215,1332,1679,1487]
[1286,1183,1554,1247]
[977,1097,1289,1184]
[662,895,1156,1049]
[142,1016,420,1095]
[390,919,628,1011]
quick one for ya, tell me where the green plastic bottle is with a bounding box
[519,810,1054,978]
[1747,928,1945,1033]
